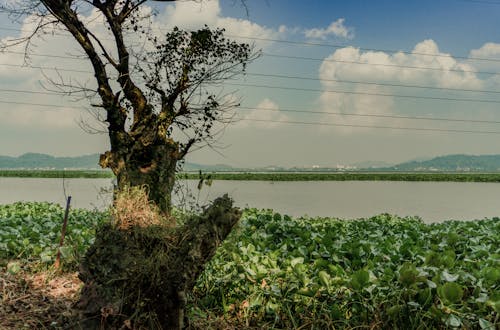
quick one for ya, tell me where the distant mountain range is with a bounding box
[0,153,101,169]
[2,153,500,172]
[383,154,500,172]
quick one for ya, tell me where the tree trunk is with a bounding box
[100,137,179,215]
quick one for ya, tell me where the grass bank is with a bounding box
[3,169,500,182]
[0,169,113,178]
[0,202,498,329]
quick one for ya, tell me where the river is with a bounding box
[1,177,500,223]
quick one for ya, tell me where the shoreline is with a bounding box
[2,169,500,182]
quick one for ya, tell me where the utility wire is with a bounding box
[3,48,499,76]
[3,95,500,126]
[244,72,500,94]
[0,63,91,73]
[262,53,500,76]
[238,106,500,124]
[457,0,500,4]
[3,97,500,135]
[1,50,88,60]
[2,97,500,134]
[2,25,500,62]
[1,64,500,103]
[225,82,500,104]
[226,35,500,63]
[241,119,500,135]
[0,99,83,110]
[2,61,500,95]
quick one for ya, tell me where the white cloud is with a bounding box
[468,42,500,78]
[304,18,354,40]
[317,39,486,132]
[238,98,289,128]
[470,42,500,59]
[158,0,280,48]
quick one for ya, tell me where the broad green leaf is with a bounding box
[291,257,304,268]
[438,282,464,304]
[479,318,494,330]
[318,270,331,289]
[442,270,459,282]
[351,269,370,290]
[446,314,461,328]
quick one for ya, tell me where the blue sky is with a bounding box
[1,0,500,167]
[224,0,500,53]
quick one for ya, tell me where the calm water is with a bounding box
[1,177,500,223]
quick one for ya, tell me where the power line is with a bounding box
[227,35,500,63]
[3,94,500,126]
[262,53,500,76]
[241,118,500,135]
[3,59,500,95]
[238,106,500,124]
[244,72,500,94]
[458,0,500,4]
[0,63,91,74]
[3,97,500,135]
[4,48,500,76]
[2,50,88,61]
[0,99,83,110]
[226,82,500,104]
[0,84,496,123]
[1,70,499,104]
[2,25,500,63]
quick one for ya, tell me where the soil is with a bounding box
[0,268,81,329]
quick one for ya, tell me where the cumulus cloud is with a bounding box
[468,42,500,77]
[469,42,500,59]
[157,0,279,48]
[304,18,354,40]
[238,98,289,128]
[316,39,486,132]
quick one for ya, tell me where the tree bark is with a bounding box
[100,140,179,214]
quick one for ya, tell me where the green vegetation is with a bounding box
[181,172,500,182]
[1,202,498,328]
[194,211,499,328]
[0,202,107,269]
[0,170,113,178]
[5,170,500,182]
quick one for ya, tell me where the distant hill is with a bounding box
[0,153,238,171]
[0,153,101,169]
[3,153,500,172]
[182,162,236,172]
[386,154,500,172]
[351,160,394,168]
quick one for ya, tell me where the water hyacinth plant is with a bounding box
[0,202,498,328]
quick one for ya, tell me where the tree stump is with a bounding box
[75,195,241,329]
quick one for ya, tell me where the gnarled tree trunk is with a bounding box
[100,141,179,214]
[76,195,241,330]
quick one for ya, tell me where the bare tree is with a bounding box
[1,1,256,328]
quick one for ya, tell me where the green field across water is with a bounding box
[3,170,500,182]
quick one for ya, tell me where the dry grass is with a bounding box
[0,266,81,329]
[112,185,173,230]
